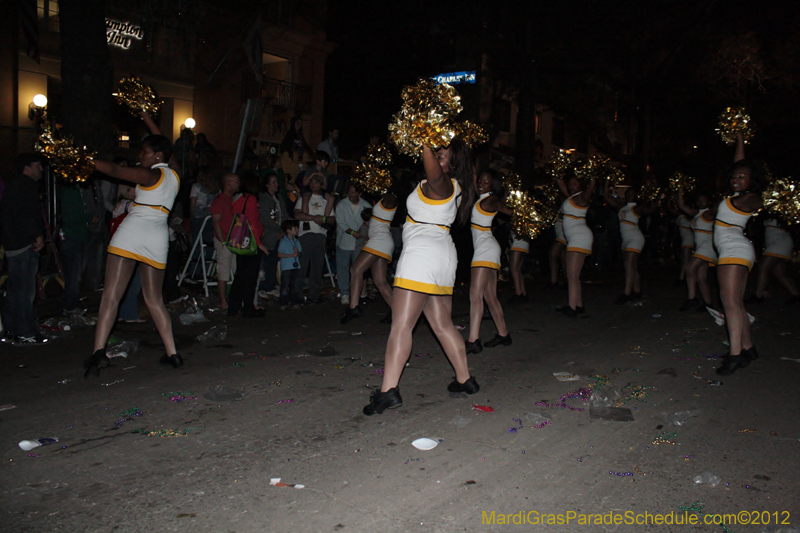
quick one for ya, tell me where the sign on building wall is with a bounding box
[106,18,143,50]
[432,71,476,85]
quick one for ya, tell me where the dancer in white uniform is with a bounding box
[508,231,530,302]
[363,140,479,415]
[466,170,513,354]
[86,134,182,376]
[604,182,654,303]
[716,133,764,376]
[341,192,398,324]
[677,189,716,311]
[547,207,567,288]
[556,174,597,316]
[753,217,799,302]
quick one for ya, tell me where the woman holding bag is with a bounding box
[226,173,269,318]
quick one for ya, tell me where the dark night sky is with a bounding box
[321,0,800,176]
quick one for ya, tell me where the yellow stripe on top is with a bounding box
[417,180,457,205]
[138,167,165,191]
[621,220,637,225]
[475,200,496,217]
[726,197,753,216]
[471,223,491,232]
[132,202,170,214]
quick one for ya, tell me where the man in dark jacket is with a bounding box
[0,154,49,345]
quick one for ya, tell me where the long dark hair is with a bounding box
[279,116,313,157]
[478,168,504,197]
[447,138,475,226]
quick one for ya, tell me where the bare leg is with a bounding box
[697,262,712,304]
[685,257,699,299]
[348,252,379,310]
[140,264,177,356]
[773,260,799,296]
[422,295,471,384]
[755,256,776,298]
[217,280,228,310]
[482,268,508,336]
[718,264,751,355]
[380,289,428,391]
[468,267,490,342]
[549,241,566,284]
[566,251,586,309]
[679,247,691,280]
[623,251,637,295]
[94,255,137,351]
[509,251,527,296]
[370,259,393,308]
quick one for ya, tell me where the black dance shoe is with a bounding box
[363,387,402,415]
[576,306,585,314]
[743,346,759,360]
[160,353,184,368]
[447,376,480,395]
[560,306,578,318]
[716,352,751,376]
[679,297,699,311]
[83,349,110,378]
[341,306,363,324]
[465,339,483,354]
[614,293,631,305]
[484,333,512,348]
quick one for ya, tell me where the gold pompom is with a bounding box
[716,106,754,145]
[351,144,394,196]
[763,177,800,225]
[573,155,613,185]
[639,183,661,204]
[668,172,696,194]
[506,188,553,240]
[544,149,572,182]
[114,76,161,117]
[388,79,486,159]
[35,124,96,184]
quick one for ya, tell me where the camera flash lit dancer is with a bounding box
[556,173,597,317]
[466,169,513,354]
[603,182,654,304]
[715,132,764,376]
[363,140,478,415]
[341,192,398,324]
[677,188,717,311]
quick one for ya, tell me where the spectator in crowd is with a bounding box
[295,150,331,194]
[258,172,287,295]
[278,219,303,309]
[59,179,93,315]
[0,154,48,346]
[280,116,314,184]
[335,182,370,305]
[317,128,339,168]
[82,178,107,291]
[294,174,334,304]
[189,166,220,244]
[227,173,268,318]
[210,173,241,311]
[194,133,218,168]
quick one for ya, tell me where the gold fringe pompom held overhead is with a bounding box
[114,76,162,117]
[35,124,97,184]
[715,106,754,145]
[388,79,486,159]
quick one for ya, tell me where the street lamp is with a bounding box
[29,94,48,121]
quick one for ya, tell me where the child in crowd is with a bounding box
[278,219,303,309]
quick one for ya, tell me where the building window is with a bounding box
[37,0,59,32]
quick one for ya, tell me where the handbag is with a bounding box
[225,195,258,255]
